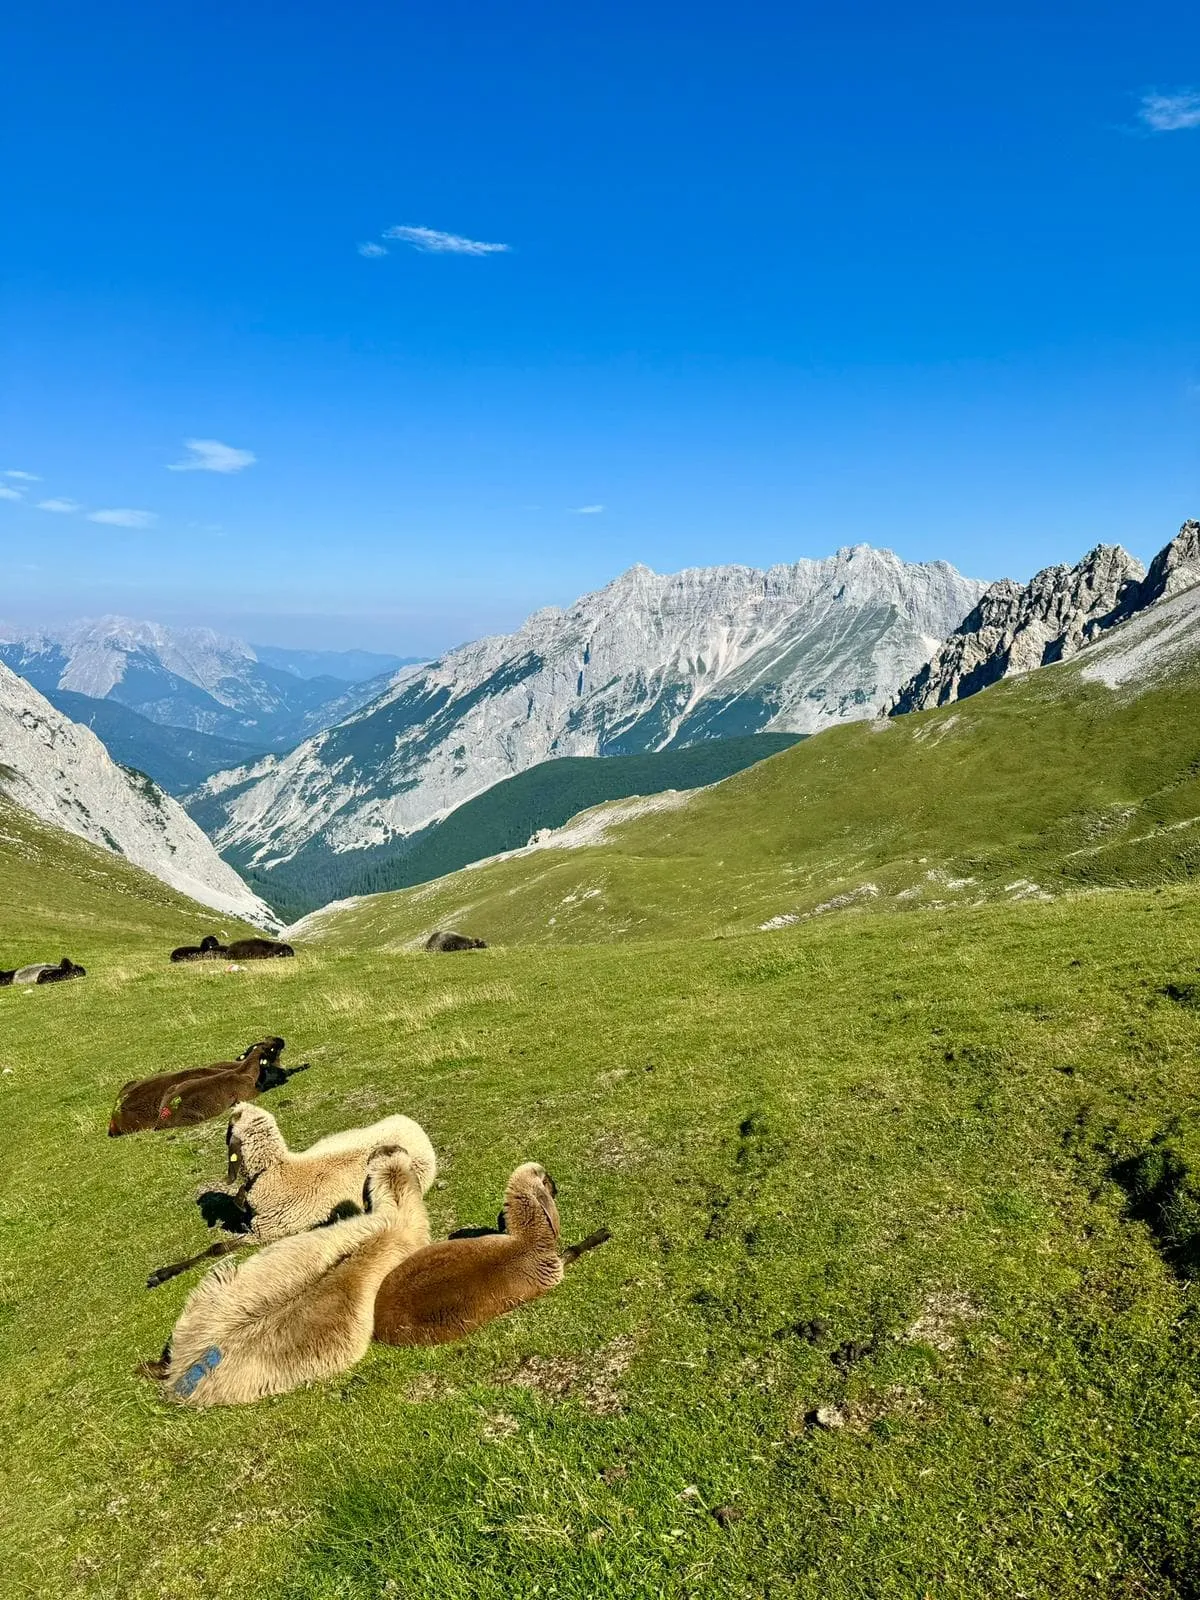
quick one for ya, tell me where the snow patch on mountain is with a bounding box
[0,660,276,925]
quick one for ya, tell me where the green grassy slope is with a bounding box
[0,798,261,965]
[3,891,1200,1596]
[301,639,1200,951]
[242,733,803,919]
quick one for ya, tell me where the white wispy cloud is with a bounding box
[168,437,257,474]
[4,470,41,481]
[37,498,82,513]
[358,242,388,258]
[0,485,22,502]
[570,504,605,515]
[1139,89,1200,132]
[382,225,511,256]
[87,508,157,528]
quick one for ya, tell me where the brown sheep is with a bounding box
[424,931,487,952]
[170,936,227,963]
[145,1145,431,1406]
[374,1163,608,1348]
[108,1038,307,1137]
[226,938,295,960]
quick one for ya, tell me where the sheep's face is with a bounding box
[225,1102,278,1184]
[505,1163,561,1241]
[238,1037,286,1068]
[362,1145,416,1214]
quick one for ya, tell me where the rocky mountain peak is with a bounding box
[891,523,1197,716]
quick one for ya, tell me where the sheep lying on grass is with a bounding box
[0,957,86,986]
[146,1101,437,1286]
[144,1145,431,1406]
[424,930,487,952]
[226,937,295,960]
[109,1038,308,1138]
[170,936,226,963]
[374,1163,609,1347]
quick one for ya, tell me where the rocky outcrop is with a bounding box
[890,522,1200,715]
[0,660,276,925]
[192,546,985,871]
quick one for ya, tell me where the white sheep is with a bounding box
[148,1145,431,1406]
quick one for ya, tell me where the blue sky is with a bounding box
[2,0,1199,653]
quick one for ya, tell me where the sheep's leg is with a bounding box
[146,1239,246,1289]
[135,1341,173,1381]
[561,1228,612,1266]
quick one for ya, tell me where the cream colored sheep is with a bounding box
[152,1145,431,1407]
[147,1102,438,1287]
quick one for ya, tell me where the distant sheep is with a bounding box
[108,1037,307,1138]
[146,1101,438,1286]
[424,931,487,952]
[374,1163,609,1348]
[0,957,86,987]
[145,1145,431,1406]
[170,936,227,963]
[226,938,295,960]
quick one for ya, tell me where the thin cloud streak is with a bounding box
[0,485,22,502]
[4,470,40,481]
[382,225,511,256]
[570,504,606,515]
[87,508,157,528]
[357,242,388,258]
[37,498,82,513]
[1139,89,1200,132]
[168,438,257,473]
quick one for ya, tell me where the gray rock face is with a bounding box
[891,522,1200,715]
[193,546,985,871]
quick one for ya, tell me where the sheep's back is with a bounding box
[304,1115,437,1189]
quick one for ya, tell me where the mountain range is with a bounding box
[0,618,396,751]
[189,545,985,896]
[0,658,274,925]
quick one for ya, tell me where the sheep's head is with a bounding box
[225,1102,284,1185]
[200,936,222,953]
[504,1163,561,1242]
[362,1144,418,1215]
[237,1036,285,1069]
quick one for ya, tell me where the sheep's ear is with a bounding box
[537,1186,561,1240]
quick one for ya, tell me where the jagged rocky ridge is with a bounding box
[192,546,985,872]
[0,659,276,925]
[0,617,393,748]
[890,521,1200,715]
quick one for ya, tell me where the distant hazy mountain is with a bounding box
[891,521,1200,715]
[0,617,396,749]
[192,545,985,880]
[49,691,265,796]
[0,659,274,925]
[252,645,417,683]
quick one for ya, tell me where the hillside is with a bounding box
[4,869,1200,1596]
[233,733,802,920]
[194,546,984,883]
[0,660,275,925]
[296,576,1200,952]
[0,796,262,961]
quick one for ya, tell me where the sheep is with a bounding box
[170,936,227,963]
[144,1144,432,1406]
[424,931,487,952]
[225,937,295,960]
[108,1037,307,1138]
[374,1163,609,1348]
[0,957,86,986]
[146,1101,438,1286]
